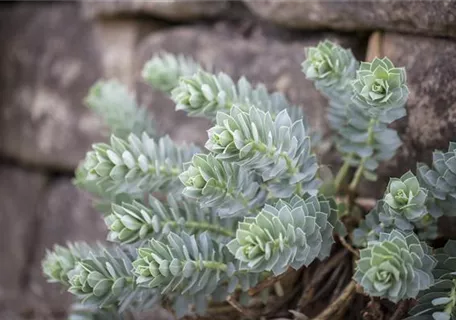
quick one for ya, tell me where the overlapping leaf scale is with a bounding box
[43,243,158,313]
[142,51,201,94]
[303,42,407,180]
[380,171,428,231]
[132,231,255,316]
[353,201,392,248]
[85,80,156,139]
[67,303,125,320]
[354,230,436,303]
[80,133,199,197]
[69,246,159,312]
[407,240,456,320]
[180,153,268,217]
[418,142,456,217]
[105,194,237,244]
[171,70,308,123]
[227,195,345,276]
[336,103,402,179]
[352,57,409,118]
[42,242,95,286]
[206,106,319,198]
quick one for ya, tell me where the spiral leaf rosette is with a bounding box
[142,52,201,94]
[67,251,134,307]
[179,153,267,217]
[407,240,456,320]
[381,171,428,230]
[352,57,408,121]
[42,243,92,286]
[227,195,345,275]
[354,230,436,303]
[206,106,319,198]
[302,40,358,97]
[418,142,456,217]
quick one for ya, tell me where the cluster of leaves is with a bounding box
[42,40,456,320]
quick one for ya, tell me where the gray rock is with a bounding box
[93,19,164,88]
[245,0,456,38]
[82,0,228,21]
[0,2,104,171]
[0,165,47,305]
[24,179,107,317]
[135,23,366,147]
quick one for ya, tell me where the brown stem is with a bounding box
[390,300,410,320]
[338,235,360,258]
[312,281,357,320]
[248,268,292,296]
[298,250,348,310]
[226,295,258,318]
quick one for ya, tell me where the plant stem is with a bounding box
[334,156,352,192]
[313,281,356,320]
[164,220,234,237]
[349,159,365,193]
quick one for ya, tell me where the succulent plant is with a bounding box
[302,40,359,98]
[142,52,201,94]
[206,106,319,198]
[407,240,456,320]
[80,133,198,197]
[352,57,409,118]
[42,243,90,286]
[67,250,135,307]
[85,80,156,139]
[179,153,267,217]
[381,171,428,230]
[353,201,392,248]
[105,194,236,245]
[418,142,456,217]
[354,230,436,303]
[227,195,345,275]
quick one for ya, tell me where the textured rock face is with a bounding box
[359,32,456,197]
[93,19,163,87]
[0,2,104,171]
[0,166,47,304]
[0,175,107,319]
[135,23,366,147]
[25,179,107,316]
[245,0,456,38]
[82,0,228,21]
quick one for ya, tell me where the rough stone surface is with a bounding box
[82,0,228,21]
[135,22,366,147]
[359,32,456,198]
[93,19,164,87]
[0,2,104,171]
[0,165,47,307]
[3,178,107,319]
[25,179,107,316]
[245,0,456,38]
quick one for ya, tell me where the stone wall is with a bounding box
[0,1,455,319]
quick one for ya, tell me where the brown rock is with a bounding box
[0,2,104,171]
[24,179,107,317]
[245,0,456,38]
[82,0,228,21]
[135,23,366,147]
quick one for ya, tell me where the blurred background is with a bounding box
[0,0,455,319]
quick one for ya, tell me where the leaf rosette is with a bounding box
[227,195,345,275]
[352,57,408,119]
[381,171,428,230]
[354,230,436,303]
